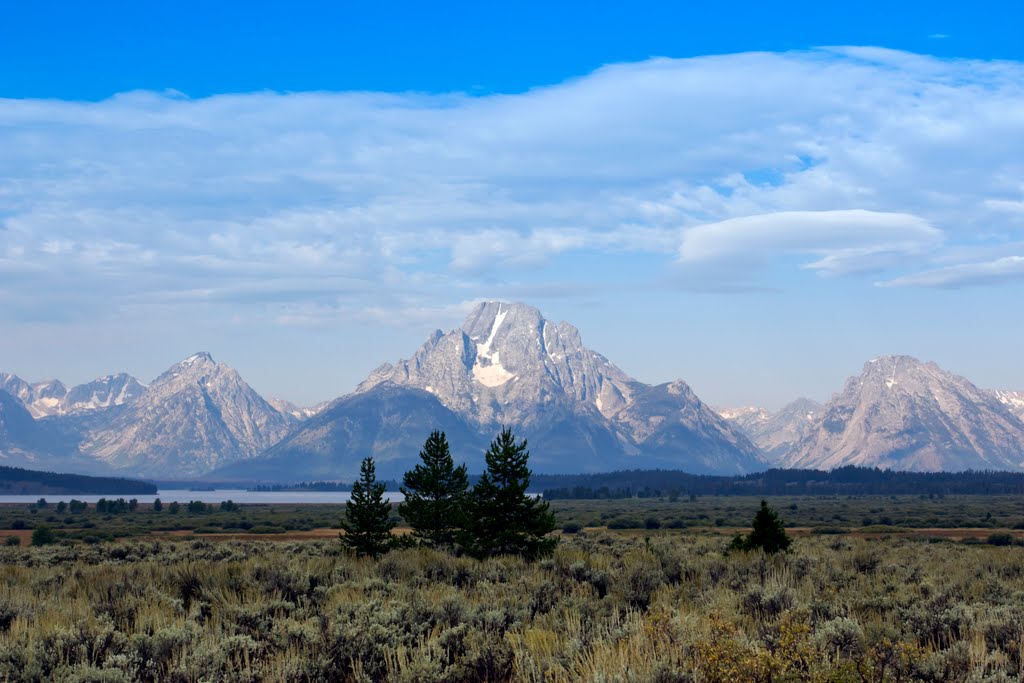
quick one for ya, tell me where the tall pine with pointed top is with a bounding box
[399,431,469,548]
[463,427,557,560]
[340,457,395,557]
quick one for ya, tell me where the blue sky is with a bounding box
[2,1,1024,409]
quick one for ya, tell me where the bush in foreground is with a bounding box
[729,499,792,554]
[0,533,1021,680]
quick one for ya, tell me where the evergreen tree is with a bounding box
[729,499,792,554]
[462,428,557,560]
[399,431,469,548]
[340,457,395,557]
[31,525,55,546]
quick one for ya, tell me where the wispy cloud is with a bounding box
[877,256,1024,288]
[1,47,1024,324]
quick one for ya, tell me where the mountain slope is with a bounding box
[720,398,823,462]
[993,390,1024,421]
[63,374,146,414]
[80,353,296,477]
[267,397,329,420]
[0,371,144,418]
[271,301,765,478]
[785,356,1024,472]
[614,381,764,473]
[217,382,486,480]
[0,390,100,472]
[0,374,68,418]
[0,390,39,458]
[357,301,639,426]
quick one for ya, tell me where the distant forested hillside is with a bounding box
[0,466,156,495]
[537,466,1024,499]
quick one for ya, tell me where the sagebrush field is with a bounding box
[1,497,1023,681]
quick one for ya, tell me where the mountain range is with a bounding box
[0,372,145,418]
[2,302,1024,480]
[719,356,1024,472]
[717,398,823,462]
[218,302,763,479]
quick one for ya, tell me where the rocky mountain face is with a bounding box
[0,372,144,418]
[717,406,770,425]
[218,383,487,480]
[63,374,146,414]
[0,387,106,473]
[992,391,1024,421]
[784,356,1024,472]
[719,398,823,462]
[0,390,39,462]
[612,380,765,472]
[254,301,765,479]
[267,397,330,420]
[0,374,68,418]
[80,353,297,478]
[9,310,1023,481]
[356,302,640,426]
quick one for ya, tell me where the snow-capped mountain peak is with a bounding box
[357,300,638,425]
[340,301,763,475]
[0,371,143,418]
[63,374,146,413]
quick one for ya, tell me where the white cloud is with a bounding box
[877,256,1024,288]
[984,199,1024,217]
[1,47,1024,322]
[679,210,943,275]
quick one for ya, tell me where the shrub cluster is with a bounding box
[0,533,1022,680]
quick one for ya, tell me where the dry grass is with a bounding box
[0,531,1022,681]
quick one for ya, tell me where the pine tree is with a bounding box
[340,457,395,557]
[399,431,469,548]
[462,428,557,560]
[730,499,792,554]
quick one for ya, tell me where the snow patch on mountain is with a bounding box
[471,304,516,387]
[0,371,144,418]
[992,390,1024,420]
[718,399,821,462]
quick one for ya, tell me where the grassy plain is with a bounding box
[3,494,1024,543]
[0,496,1023,681]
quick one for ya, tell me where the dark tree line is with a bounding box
[95,498,139,514]
[251,480,399,492]
[0,466,156,495]
[539,466,1024,499]
[341,428,556,560]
